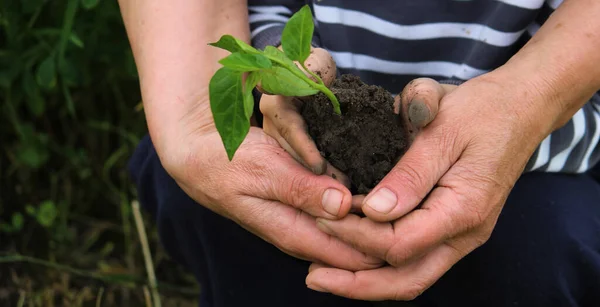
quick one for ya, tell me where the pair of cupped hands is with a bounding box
[170,47,543,301]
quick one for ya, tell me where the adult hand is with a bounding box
[162,127,383,271]
[305,72,558,300]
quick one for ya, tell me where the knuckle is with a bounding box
[398,282,428,301]
[426,195,460,235]
[354,219,390,260]
[340,275,360,299]
[385,239,413,266]
[465,206,486,231]
[473,224,494,247]
[429,123,463,161]
[445,240,467,260]
[360,254,385,268]
[473,232,491,248]
[286,173,315,209]
[273,212,303,255]
[388,161,428,198]
[428,186,485,238]
[403,78,439,100]
[278,122,298,141]
[412,78,438,92]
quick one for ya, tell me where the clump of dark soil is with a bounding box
[302,74,410,194]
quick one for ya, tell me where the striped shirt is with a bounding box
[248,0,600,173]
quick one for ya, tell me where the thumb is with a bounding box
[253,153,353,219]
[360,134,456,222]
[394,78,455,141]
[302,47,337,87]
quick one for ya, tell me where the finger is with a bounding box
[247,148,353,219]
[351,195,366,213]
[360,123,464,222]
[263,117,302,160]
[242,197,384,271]
[320,186,471,266]
[316,214,395,261]
[263,117,350,188]
[306,237,470,301]
[324,162,351,189]
[260,95,326,174]
[393,78,454,139]
[304,47,337,87]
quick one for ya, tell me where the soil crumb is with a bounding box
[302,74,410,194]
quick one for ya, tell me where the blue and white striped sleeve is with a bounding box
[523,0,600,173]
[248,1,320,50]
[524,94,600,173]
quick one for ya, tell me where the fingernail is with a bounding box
[365,188,397,214]
[322,189,343,216]
[408,100,430,128]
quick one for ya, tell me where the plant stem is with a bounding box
[315,85,341,114]
[96,287,105,307]
[266,55,342,115]
[301,62,324,85]
[132,200,162,307]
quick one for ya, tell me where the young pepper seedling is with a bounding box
[208,5,340,160]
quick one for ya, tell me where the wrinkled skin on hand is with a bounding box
[162,127,383,272]
[305,73,550,300]
[256,48,549,301]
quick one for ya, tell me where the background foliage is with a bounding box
[1,0,197,305]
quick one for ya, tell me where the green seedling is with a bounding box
[208,5,340,160]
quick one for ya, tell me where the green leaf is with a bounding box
[81,0,100,10]
[209,35,259,54]
[244,72,261,120]
[263,46,311,80]
[209,67,250,160]
[36,56,57,89]
[16,125,50,168]
[22,72,45,117]
[59,57,80,86]
[17,144,49,168]
[69,32,84,48]
[26,205,36,216]
[0,224,13,233]
[58,0,79,66]
[62,82,76,116]
[263,46,296,68]
[258,66,319,97]
[100,242,115,256]
[11,213,24,231]
[37,200,58,227]
[21,0,45,14]
[281,5,314,63]
[219,53,272,71]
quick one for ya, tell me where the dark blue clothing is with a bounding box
[129,135,600,307]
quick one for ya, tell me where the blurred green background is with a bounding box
[1,0,197,305]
